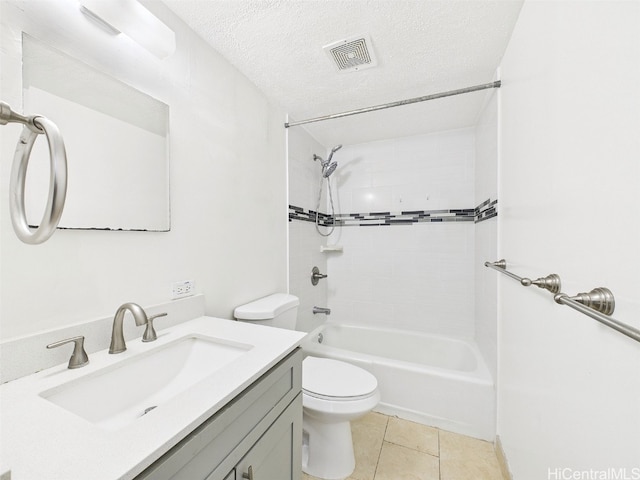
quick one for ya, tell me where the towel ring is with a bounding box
[9,115,68,244]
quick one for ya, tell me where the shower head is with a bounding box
[323,161,338,178]
[326,144,342,163]
[313,144,341,177]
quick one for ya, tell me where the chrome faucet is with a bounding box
[109,303,148,354]
[313,306,331,315]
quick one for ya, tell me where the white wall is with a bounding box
[287,125,328,332]
[326,130,476,336]
[0,0,287,343]
[497,1,640,477]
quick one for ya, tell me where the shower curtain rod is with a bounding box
[284,80,501,128]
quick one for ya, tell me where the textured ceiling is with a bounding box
[163,0,523,147]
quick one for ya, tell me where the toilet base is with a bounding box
[302,417,355,480]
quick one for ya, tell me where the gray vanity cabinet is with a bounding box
[234,396,302,480]
[136,349,302,480]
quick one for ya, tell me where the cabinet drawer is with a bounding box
[137,348,302,480]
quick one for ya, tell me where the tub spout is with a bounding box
[313,306,331,315]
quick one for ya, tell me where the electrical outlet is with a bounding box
[171,280,195,299]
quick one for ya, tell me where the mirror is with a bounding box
[21,34,170,231]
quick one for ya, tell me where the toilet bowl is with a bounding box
[301,356,380,480]
[234,294,380,480]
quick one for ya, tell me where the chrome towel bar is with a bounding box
[553,293,640,342]
[484,259,561,293]
[0,101,68,244]
[485,259,640,344]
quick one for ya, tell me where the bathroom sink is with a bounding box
[40,335,253,430]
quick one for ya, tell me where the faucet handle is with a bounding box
[311,266,328,285]
[46,336,89,369]
[142,312,167,342]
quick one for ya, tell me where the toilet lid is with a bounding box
[302,356,378,398]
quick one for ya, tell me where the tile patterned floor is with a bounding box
[303,412,505,480]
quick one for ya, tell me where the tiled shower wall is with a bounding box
[474,91,499,379]
[289,123,499,350]
[287,125,328,332]
[325,128,478,337]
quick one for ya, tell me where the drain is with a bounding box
[141,405,157,417]
[317,333,324,344]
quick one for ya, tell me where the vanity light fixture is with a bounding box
[79,0,176,59]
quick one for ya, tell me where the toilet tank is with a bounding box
[234,293,299,330]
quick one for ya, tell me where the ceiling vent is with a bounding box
[323,34,378,73]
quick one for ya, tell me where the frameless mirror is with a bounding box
[21,34,170,231]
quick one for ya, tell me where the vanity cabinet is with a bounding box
[137,348,302,480]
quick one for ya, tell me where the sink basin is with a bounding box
[40,335,253,430]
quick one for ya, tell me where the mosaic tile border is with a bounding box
[333,208,475,226]
[289,198,497,227]
[475,198,498,223]
[288,205,333,226]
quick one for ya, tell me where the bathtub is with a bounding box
[301,323,495,440]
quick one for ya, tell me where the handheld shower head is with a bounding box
[313,144,341,177]
[313,145,341,237]
[323,161,338,178]
[327,144,342,163]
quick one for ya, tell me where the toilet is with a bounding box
[234,293,380,480]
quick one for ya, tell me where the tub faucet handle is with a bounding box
[311,266,328,285]
[46,336,89,369]
[143,312,167,342]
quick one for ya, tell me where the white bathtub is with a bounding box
[301,323,495,440]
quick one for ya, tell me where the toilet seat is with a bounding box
[303,356,378,400]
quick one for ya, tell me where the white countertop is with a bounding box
[0,317,305,480]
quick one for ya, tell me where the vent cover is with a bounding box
[323,34,378,73]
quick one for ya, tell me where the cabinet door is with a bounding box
[235,394,302,480]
